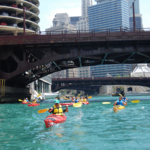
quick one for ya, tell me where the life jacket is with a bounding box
[83,98,87,102]
[122,97,127,102]
[33,100,37,103]
[75,99,78,103]
[116,100,123,106]
[53,104,63,116]
[23,100,27,103]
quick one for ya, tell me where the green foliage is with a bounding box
[116,74,121,77]
[120,86,124,92]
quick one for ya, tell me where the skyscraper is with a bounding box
[128,0,140,16]
[77,0,93,31]
[82,0,93,17]
[129,14,143,29]
[88,0,130,30]
[0,0,40,35]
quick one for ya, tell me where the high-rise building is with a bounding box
[0,0,40,35]
[129,14,143,29]
[90,64,132,77]
[88,0,130,30]
[128,0,140,16]
[82,0,93,17]
[76,0,93,31]
[70,16,80,26]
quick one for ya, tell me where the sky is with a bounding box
[39,0,150,31]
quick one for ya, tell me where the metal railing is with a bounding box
[0,79,5,96]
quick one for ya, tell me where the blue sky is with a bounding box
[39,0,150,31]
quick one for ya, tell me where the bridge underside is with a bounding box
[52,77,150,92]
[0,35,150,87]
[52,84,101,95]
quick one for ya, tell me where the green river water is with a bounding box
[0,96,150,150]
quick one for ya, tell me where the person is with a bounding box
[33,99,37,103]
[75,97,79,103]
[85,96,88,102]
[71,97,74,102]
[113,94,127,106]
[48,100,68,116]
[23,98,27,103]
[122,95,128,103]
[26,98,28,102]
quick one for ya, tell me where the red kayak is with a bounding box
[28,103,40,107]
[82,102,89,105]
[60,103,74,106]
[22,101,29,104]
[44,113,66,128]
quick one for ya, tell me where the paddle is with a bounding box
[38,103,81,113]
[37,94,41,98]
[88,96,92,99]
[102,102,111,104]
[38,108,49,113]
[131,100,140,103]
[19,99,32,103]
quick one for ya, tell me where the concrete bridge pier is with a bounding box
[0,86,31,103]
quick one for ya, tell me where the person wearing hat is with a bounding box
[113,94,127,106]
[48,100,68,116]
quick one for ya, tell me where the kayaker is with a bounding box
[33,99,37,103]
[71,97,74,102]
[122,95,128,102]
[26,98,29,102]
[23,98,27,103]
[48,100,68,116]
[113,95,127,106]
[85,96,88,102]
[75,97,79,103]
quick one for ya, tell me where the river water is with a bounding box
[0,96,150,150]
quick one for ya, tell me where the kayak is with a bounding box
[82,102,89,105]
[60,103,74,106]
[44,113,66,128]
[113,105,125,112]
[28,103,40,107]
[22,101,29,104]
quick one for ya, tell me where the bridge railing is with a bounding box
[0,28,150,37]
[0,28,150,45]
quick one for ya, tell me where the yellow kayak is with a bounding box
[113,105,125,112]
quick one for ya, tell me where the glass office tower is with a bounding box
[90,64,132,77]
[129,14,143,29]
[88,0,129,30]
[128,0,140,16]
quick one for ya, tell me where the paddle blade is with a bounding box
[18,99,23,102]
[131,100,140,103]
[37,94,41,98]
[88,96,92,99]
[38,108,49,113]
[73,103,82,107]
[102,102,111,104]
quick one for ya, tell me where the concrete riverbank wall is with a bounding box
[0,86,31,103]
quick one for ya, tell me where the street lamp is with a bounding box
[21,2,25,35]
[130,0,136,31]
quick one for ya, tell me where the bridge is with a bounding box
[51,77,150,93]
[0,29,150,87]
